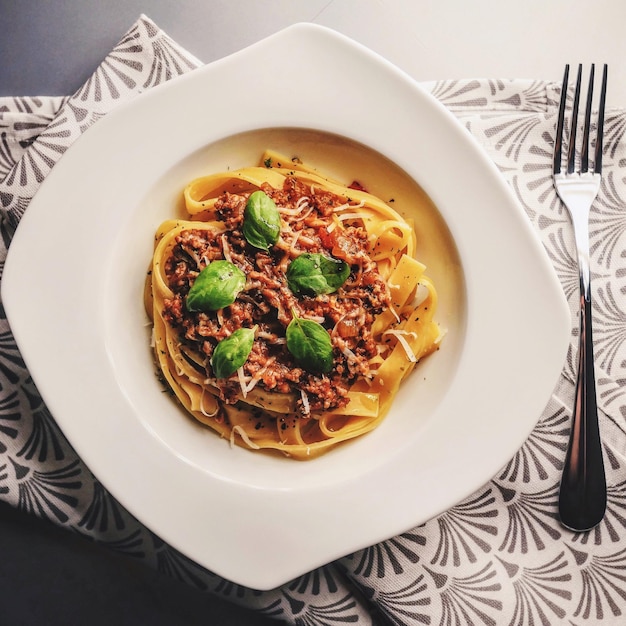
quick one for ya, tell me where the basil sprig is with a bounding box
[286,311,333,374]
[186,260,245,312]
[243,190,281,251]
[210,327,256,379]
[287,253,350,296]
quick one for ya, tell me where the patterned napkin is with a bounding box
[2,15,626,626]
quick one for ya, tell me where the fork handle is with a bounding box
[558,273,607,531]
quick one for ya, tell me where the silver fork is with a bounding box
[553,63,608,532]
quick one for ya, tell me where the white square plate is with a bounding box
[2,24,569,589]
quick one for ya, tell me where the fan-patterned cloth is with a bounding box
[1,15,626,626]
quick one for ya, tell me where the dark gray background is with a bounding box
[0,501,275,625]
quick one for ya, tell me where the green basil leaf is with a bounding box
[286,253,350,296]
[286,314,333,374]
[243,190,281,251]
[186,260,246,312]
[210,327,256,379]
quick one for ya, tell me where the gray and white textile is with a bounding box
[1,15,625,625]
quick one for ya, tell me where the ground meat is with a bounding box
[162,176,392,415]
[215,192,246,229]
[262,177,309,209]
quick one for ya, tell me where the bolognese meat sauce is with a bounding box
[162,176,391,415]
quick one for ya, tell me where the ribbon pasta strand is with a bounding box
[146,152,442,459]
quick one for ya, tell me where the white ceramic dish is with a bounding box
[2,24,570,589]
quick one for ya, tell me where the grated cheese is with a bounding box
[300,389,311,415]
[230,425,260,449]
[383,329,418,363]
[174,354,185,376]
[305,315,326,324]
[200,387,219,417]
[326,219,339,233]
[289,230,303,254]
[333,199,365,212]
[244,356,276,394]
[296,196,310,210]
[237,366,250,398]
[337,211,368,222]
[434,327,448,345]
[257,330,285,344]
[187,248,205,269]
[389,305,401,323]
[342,346,358,362]
[279,196,310,216]
[412,282,430,307]
[330,314,346,336]
[221,234,233,263]
[292,205,315,222]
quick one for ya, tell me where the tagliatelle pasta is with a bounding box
[146,151,443,459]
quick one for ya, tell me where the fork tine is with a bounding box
[566,64,583,174]
[594,64,608,174]
[580,64,595,173]
[553,64,569,174]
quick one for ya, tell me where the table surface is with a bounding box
[2,1,625,624]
